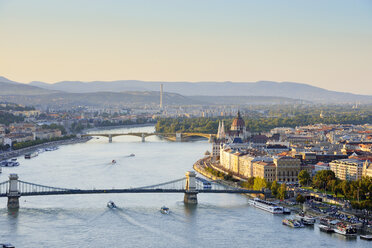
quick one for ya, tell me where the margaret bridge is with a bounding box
[80,132,216,143]
[0,172,265,209]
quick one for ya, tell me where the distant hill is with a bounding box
[0,91,206,108]
[29,79,372,103]
[0,81,58,95]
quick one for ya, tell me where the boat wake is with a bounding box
[113,209,188,244]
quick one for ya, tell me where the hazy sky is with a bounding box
[0,0,371,94]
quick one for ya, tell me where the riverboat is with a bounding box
[112,160,117,164]
[129,154,135,157]
[107,201,117,209]
[283,208,291,214]
[334,222,357,237]
[360,235,372,240]
[0,161,20,167]
[248,198,284,214]
[45,146,58,152]
[319,224,334,233]
[160,206,170,214]
[294,212,316,225]
[25,151,38,159]
[282,218,304,228]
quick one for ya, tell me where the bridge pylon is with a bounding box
[176,132,182,142]
[108,134,112,143]
[184,171,198,204]
[141,133,145,142]
[7,174,20,209]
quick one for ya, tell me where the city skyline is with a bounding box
[0,0,371,95]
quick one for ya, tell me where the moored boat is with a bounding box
[360,235,372,240]
[319,224,334,233]
[282,218,304,228]
[248,198,284,214]
[160,206,170,214]
[334,222,357,237]
[295,212,316,225]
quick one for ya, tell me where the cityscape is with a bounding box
[1,0,372,247]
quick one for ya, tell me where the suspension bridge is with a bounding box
[0,172,264,209]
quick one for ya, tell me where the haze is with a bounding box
[0,0,371,94]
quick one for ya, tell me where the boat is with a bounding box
[334,222,357,237]
[283,207,291,214]
[107,201,117,209]
[25,151,38,159]
[319,224,334,233]
[248,198,284,214]
[160,206,170,214]
[111,160,116,164]
[0,243,15,248]
[0,161,19,167]
[295,212,316,225]
[360,235,372,240]
[282,218,304,228]
[45,146,58,152]
[129,154,135,157]
[10,158,17,162]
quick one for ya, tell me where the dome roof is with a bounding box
[231,111,245,131]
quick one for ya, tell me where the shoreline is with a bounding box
[0,136,92,160]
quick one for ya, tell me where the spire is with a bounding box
[237,111,241,118]
[220,121,226,139]
[217,121,221,139]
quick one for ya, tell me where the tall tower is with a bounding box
[160,84,163,109]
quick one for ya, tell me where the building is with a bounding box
[329,159,364,181]
[273,156,301,183]
[252,161,276,182]
[362,160,372,177]
[33,129,62,140]
[226,111,250,141]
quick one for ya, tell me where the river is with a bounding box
[0,126,370,247]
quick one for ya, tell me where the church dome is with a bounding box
[231,111,245,131]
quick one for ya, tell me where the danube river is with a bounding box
[0,126,370,247]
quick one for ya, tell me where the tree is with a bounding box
[298,170,311,186]
[277,184,287,200]
[253,177,267,191]
[313,170,335,190]
[296,194,305,203]
[271,181,279,196]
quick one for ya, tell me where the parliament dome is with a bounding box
[231,111,245,131]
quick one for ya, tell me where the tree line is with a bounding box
[156,112,372,133]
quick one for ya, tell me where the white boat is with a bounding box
[294,212,316,225]
[107,201,117,209]
[334,223,357,237]
[160,206,170,214]
[25,151,38,159]
[360,235,372,240]
[248,198,284,214]
[319,224,334,233]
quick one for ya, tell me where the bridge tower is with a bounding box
[184,171,198,204]
[176,132,182,142]
[141,133,145,142]
[7,174,20,209]
[108,134,113,143]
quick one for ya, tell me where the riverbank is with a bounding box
[0,136,92,161]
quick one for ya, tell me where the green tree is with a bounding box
[253,177,267,191]
[298,170,311,186]
[277,184,287,200]
[271,181,279,196]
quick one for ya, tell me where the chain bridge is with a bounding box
[81,132,216,143]
[0,172,264,209]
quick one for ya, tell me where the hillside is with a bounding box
[29,79,372,103]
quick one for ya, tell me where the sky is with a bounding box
[0,0,371,94]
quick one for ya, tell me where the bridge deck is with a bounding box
[0,189,262,197]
